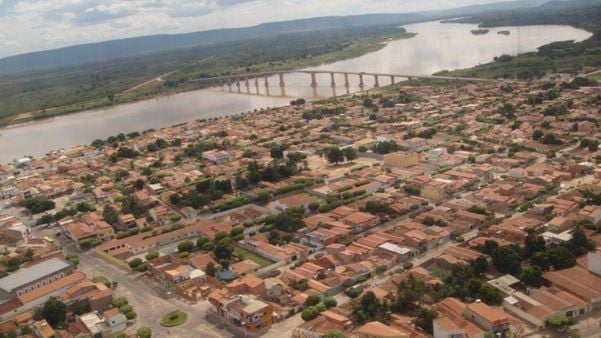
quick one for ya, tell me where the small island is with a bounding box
[497,30,511,35]
[471,29,490,35]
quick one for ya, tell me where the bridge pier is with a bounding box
[245,78,250,93]
[236,80,241,93]
[264,76,269,87]
[359,73,365,89]
[228,83,233,92]
[344,73,350,88]
[310,72,318,88]
[330,72,336,88]
[390,75,395,85]
[254,77,260,94]
[279,73,285,88]
[374,75,380,88]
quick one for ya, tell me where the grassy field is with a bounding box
[233,245,274,268]
[0,26,415,127]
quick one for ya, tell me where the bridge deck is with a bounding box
[191,70,496,83]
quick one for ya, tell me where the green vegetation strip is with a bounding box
[160,310,188,327]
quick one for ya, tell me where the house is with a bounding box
[32,319,57,338]
[433,316,465,338]
[342,212,380,233]
[180,206,199,219]
[208,293,273,335]
[422,179,453,203]
[294,311,352,338]
[0,187,19,200]
[117,214,136,230]
[464,301,511,336]
[202,150,230,164]
[147,255,206,290]
[103,308,127,334]
[273,193,317,212]
[579,205,601,224]
[149,205,170,225]
[230,260,261,276]
[543,266,601,308]
[356,321,410,338]
[60,279,113,312]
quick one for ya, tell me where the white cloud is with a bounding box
[0,0,507,58]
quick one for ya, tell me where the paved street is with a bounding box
[78,251,233,338]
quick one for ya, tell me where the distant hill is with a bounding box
[540,0,601,8]
[0,0,562,76]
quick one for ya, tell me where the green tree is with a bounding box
[326,147,344,165]
[196,236,210,248]
[270,146,284,159]
[128,258,143,269]
[205,262,216,277]
[137,326,152,338]
[415,308,437,334]
[525,234,546,258]
[548,246,576,270]
[40,297,66,328]
[305,295,320,307]
[531,251,551,271]
[470,256,488,275]
[567,226,595,257]
[323,330,346,338]
[343,148,357,162]
[177,240,194,253]
[102,204,119,225]
[145,251,159,261]
[520,265,543,287]
[492,245,522,275]
[301,306,320,321]
[66,253,80,267]
[23,196,55,214]
[479,285,503,305]
[323,297,337,309]
[533,130,544,140]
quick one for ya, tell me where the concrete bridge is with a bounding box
[191,70,496,97]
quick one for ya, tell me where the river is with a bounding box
[0,20,591,164]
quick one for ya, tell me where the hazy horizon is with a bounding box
[0,0,523,58]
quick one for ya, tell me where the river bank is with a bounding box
[0,30,416,129]
[0,21,590,163]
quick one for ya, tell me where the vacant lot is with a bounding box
[233,245,274,268]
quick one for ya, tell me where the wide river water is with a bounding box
[0,20,591,163]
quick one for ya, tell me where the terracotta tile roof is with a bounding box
[18,272,86,304]
[356,321,408,337]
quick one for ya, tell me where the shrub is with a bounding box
[345,287,361,298]
[301,306,320,321]
[305,295,320,307]
[128,258,143,269]
[137,327,152,338]
[145,251,159,261]
[323,297,337,308]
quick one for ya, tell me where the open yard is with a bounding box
[233,246,274,268]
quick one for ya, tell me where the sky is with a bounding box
[0,0,510,58]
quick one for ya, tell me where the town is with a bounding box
[1,74,601,338]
